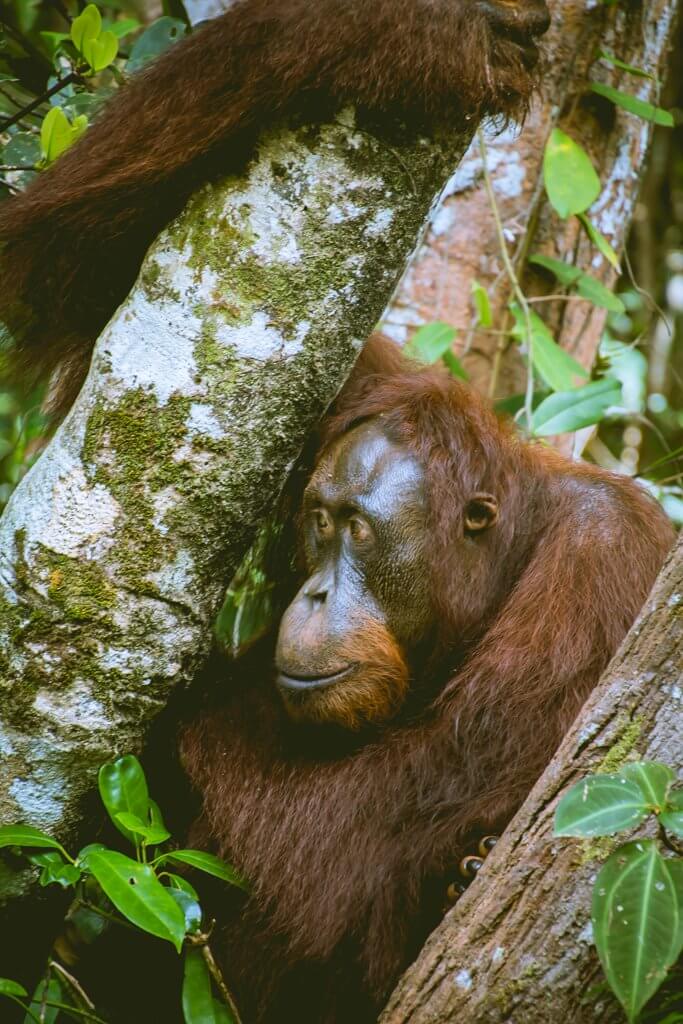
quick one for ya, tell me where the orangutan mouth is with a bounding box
[276,666,355,692]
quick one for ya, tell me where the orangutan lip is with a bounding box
[276,666,354,692]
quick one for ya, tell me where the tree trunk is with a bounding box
[0,108,471,984]
[385,0,678,405]
[381,532,683,1023]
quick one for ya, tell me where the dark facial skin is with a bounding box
[275,419,433,727]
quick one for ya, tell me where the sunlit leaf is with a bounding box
[471,280,492,327]
[71,4,102,54]
[40,107,73,164]
[592,840,683,1021]
[531,378,622,436]
[166,872,199,900]
[28,851,81,888]
[98,754,150,843]
[590,83,674,127]
[86,850,186,950]
[509,304,588,392]
[554,774,649,837]
[442,349,468,380]
[82,30,118,73]
[115,811,170,846]
[160,850,248,891]
[530,254,625,313]
[0,979,28,997]
[543,128,601,218]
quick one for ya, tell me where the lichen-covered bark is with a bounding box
[384,0,678,405]
[0,110,470,948]
[381,534,683,1023]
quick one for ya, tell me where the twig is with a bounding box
[190,927,244,1024]
[478,129,535,428]
[0,71,85,132]
[50,960,96,1011]
[0,164,39,172]
[526,294,591,305]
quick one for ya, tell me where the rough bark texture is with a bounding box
[0,108,471,955]
[381,533,683,1023]
[384,0,678,407]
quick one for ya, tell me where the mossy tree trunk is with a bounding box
[381,533,683,1023]
[0,110,471,985]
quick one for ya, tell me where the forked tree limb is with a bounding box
[381,532,683,1023]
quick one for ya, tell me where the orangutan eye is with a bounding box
[314,509,333,537]
[348,516,372,544]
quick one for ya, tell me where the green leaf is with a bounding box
[442,349,468,381]
[40,107,73,164]
[578,214,621,270]
[0,825,65,852]
[592,840,683,1021]
[660,789,683,838]
[115,812,171,846]
[590,83,674,127]
[471,280,492,327]
[619,762,675,809]
[82,30,118,72]
[212,1000,236,1024]
[0,979,28,997]
[404,322,458,365]
[24,974,62,1024]
[3,132,41,168]
[86,850,186,951]
[39,30,70,57]
[149,799,168,833]
[531,378,622,436]
[169,887,202,934]
[183,948,217,1024]
[598,51,655,80]
[543,128,601,218]
[107,17,142,38]
[529,254,625,313]
[127,17,186,71]
[509,305,588,392]
[98,754,150,843]
[28,851,81,888]
[166,872,199,900]
[71,3,102,54]
[160,851,248,891]
[554,774,649,837]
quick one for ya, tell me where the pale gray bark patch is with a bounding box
[0,110,470,922]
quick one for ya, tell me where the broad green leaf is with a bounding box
[98,754,150,842]
[471,280,492,327]
[531,378,622,436]
[212,1000,236,1024]
[543,128,601,218]
[660,789,683,838]
[183,948,217,1024]
[40,107,73,164]
[404,322,458,365]
[592,840,683,1021]
[86,850,185,951]
[169,887,202,934]
[107,17,142,38]
[0,825,65,852]
[619,762,675,809]
[127,17,186,71]
[554,774,649,837]
[161,850,248,891]
[578,214,621,270]
[166,872,199,900]
[115,811,171,846]
[149,799,168,833]
[0,979,28,997]
[590,83,674,127]
[509,304,588,392]
[71,4,102,54]
[530,254,625,313]
[598,51,655,79]
[83,30,118,72]
[76,843,107,864]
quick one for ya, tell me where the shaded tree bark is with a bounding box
[381,532,683,1023]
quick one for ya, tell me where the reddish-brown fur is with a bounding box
[0,0,547,414]
[178,336,675,1024]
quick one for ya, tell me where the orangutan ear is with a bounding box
[464,493,499,534]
